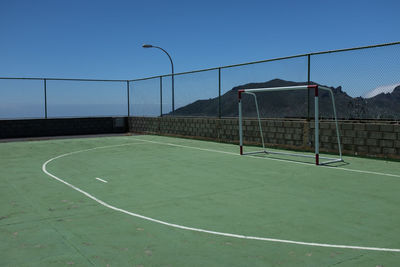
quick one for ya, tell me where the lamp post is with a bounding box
[142,44,175,115]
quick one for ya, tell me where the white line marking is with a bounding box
[131,138,400,178]
[41,139,400,252]
[95,177,108,183]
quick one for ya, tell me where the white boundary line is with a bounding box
[131,138,400,178]
[41,139,400,252]
[95,177,108,183]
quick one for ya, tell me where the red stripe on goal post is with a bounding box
[307,84,318,96]
[238,89,244,99]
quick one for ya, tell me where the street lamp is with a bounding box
[142,44,175,115]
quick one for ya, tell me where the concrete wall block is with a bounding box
[356,131,368,138]
[321,129,333,136]
[321,142,332,149]
[259,121,267,127]
[341,123,353,130]
[366,124,380,131]
[292,134,302,141]
[344,130,356,137]
[369,131,382,139]
[395,140,400,148]
[383,132,396,140]
[286,140,295,146]
[382,147,396,154]
[354,138,365,146]
[294,140,303,146]
[369,147,381,154]
[380,140,394,148]
[251,121,259,126]
[269,127,277,133]
[277,139,286,144]
[285,128,295,134]
[283,121,292,127]
[342,137,353,144]
[356,146,368,153]
[294,128,303,134]
[321,136,331,142]
[353,124,365,131]
[380,124,394,132]
[330,123,339,130]
[284,133,292,140]
[343,144,354,151]
[268,138,277,144]
[320,123,331,129]
[292,122,303,128]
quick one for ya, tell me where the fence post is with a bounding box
[160,76,163,117]
[218,68,221,118]
[307,54,311,121]
[44,78,47,119]
[127,81,130,117]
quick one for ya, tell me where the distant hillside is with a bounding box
[172,79,400,119]
[364,83,400,98]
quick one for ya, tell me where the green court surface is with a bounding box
[1,134,400,266]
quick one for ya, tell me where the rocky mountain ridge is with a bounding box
[172,79,400,119]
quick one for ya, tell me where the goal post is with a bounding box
[238,85,343,165]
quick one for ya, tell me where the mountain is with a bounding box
[172,79,400,120]
[363,83,400,98]
[363,85,400,119]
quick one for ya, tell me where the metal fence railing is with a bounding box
[1,41,399,120]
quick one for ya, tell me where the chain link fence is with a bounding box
[1,42,399,120]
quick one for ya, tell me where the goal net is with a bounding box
[238,85,343,165]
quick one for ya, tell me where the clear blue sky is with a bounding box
[0,0,399,79]
[0,0,399,118]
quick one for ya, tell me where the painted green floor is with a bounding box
[1,135,400,266]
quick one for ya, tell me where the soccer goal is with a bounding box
[238,85,343,165]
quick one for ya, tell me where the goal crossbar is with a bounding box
[238,85,343,165]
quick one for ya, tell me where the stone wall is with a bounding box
[129,116,400,159]
[0,117,128,139]
[2,116,398,159]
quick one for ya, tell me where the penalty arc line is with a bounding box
[41,141,400,252]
